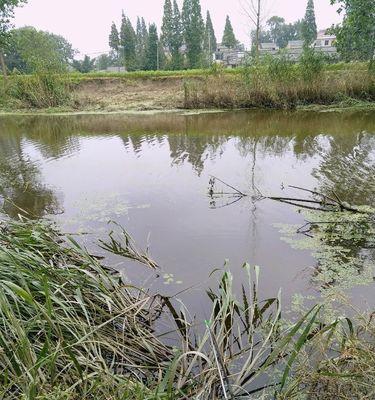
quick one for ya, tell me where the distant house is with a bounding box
[314,30,338,57]
[214,43,246,68]
[287,40,304,49]
[258,42,279,56]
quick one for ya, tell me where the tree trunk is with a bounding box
[0,50,8,81]
[255,0,261,61]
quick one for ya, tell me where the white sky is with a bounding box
[14,0,343,56]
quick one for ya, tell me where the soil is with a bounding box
[73,77,186,112]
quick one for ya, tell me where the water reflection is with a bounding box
[0,134,61,218]
[0,110,374,308]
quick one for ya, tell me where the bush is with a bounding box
[5,73,71,108]
[299,48,325,82]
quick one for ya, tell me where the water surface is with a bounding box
[0,110,374,314]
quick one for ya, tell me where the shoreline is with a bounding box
[0,101,374,117]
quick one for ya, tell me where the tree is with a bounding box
[204,11,217,54]
[302,0,317,47]
[120,12,137,71]
[109,22,120,52]
[240,0,268,59]
[161,0,173,52]
[222,15,238,48]
[254,16,303,48]
[0,0,28,78]
[145,23,159,70]
[182,0,204,68]
[136,17,148,69]
[96,54,111,71]
[5,27,74,73]
[72,55,95,73]
[170,0,183,69]
[330,0,375,67]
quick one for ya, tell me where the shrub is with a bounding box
[299,48,325,82]
[4,73,71,108]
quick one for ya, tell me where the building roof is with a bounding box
[317,29,336,39]
[259,42,278,49]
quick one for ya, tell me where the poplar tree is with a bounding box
[170,0,183,69]
[161,0,173,52]
[301,0,317,47]
[204,11,217,53]
[182,0,204,68]
[222,15,238,48]
[136,17,147,69]
[145,23,159,70]
[120,12,137,71]
[109,22,120,52]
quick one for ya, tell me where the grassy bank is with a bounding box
[0,61,373,113]
[0,217,375,399]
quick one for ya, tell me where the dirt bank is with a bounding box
[73,77,186,112]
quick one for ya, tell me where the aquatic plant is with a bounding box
[0,216,334,399]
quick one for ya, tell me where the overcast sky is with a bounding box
[14,0,343,56]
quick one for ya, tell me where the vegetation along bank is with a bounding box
[0,62,374,113]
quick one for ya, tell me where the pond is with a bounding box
[0,110,374,315]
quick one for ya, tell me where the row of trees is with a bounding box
[108,0,240,71]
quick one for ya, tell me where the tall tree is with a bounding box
[182,0,204,68]
[170,0,183,69]
[145,23,159,70]
[301,0,317,47]
[120,12,137,71]
[136,16,148,69]
[241,0,266,59]
[0,0,28,78]
[222,15,238,48]
[204,11,217,53]
[109,22,120,52]
[331,0,375,67]
[161,0,173,52]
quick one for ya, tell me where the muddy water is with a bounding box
[0,110,374,314]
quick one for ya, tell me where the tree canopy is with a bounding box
[5,27,75,73]
[302,0,317,47]
[0,0,28,76]
[182,0,204,68]
[222,15,238,48]
[331,0,375,65]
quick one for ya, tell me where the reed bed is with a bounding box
[0,217,374,399]
[183,61,375,110]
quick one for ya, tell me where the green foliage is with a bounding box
[136,17,148,70]
[299,47,324,81]
[72,55,95,73]
[169,0,183,70]
[182,0,204,68]
[0,217,332,399]
[5,27,74,73]
[120,12,137,71]
[221,15,238,49]
[4,73,71,108]
[0,0,27,47]
[108,21,120,52]
[161,0,173,52]
[203,11,217,53]
[95,54,115,71]
[302,0,318,47]
[267,16,303,48]
[330,0,375,65]
[145,23,159,70]
[266,52,296,82]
